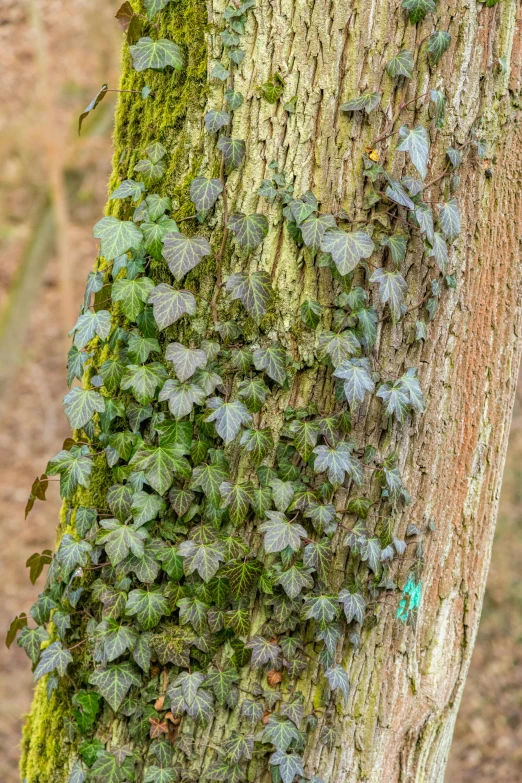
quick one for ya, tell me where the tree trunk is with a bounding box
[19,1,522,782]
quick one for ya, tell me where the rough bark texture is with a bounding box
[20,0,522,781]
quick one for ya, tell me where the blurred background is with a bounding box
[0,1,520,781]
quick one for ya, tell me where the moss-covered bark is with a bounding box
[20,0,522,781]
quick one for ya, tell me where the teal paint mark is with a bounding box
[396,575,421,622]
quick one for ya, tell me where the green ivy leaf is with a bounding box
[370,267,407,322]
[130,37,183,71]
[300,300,322,328]
[107,484,133,522]
[134,158,167,182]
[324,664,350,700]
[130,443,191,494]
[260,74,284,103]
[73,309,111,349]
[178,539,225,581]
[227,213,269,250]
[427,31,451,65]
[428,232,448,274]
[396,124,430,179]
[131,491,166,526]
[262,714,301,751]
[318,330,360,366]
[269,750,305,783]
[340,93,381,113]
[165,342,207,382]
[253,345,287,386]
[191,462,229,505]
[240,428,273,465]
[63,387,105,430]
[258,511,307,553]
[205,398,252,443]
[313,443,362,487]
[47,446,93,499]
[386,49,414,78]
[377,381,410,422]
[320,229,374,275]
[430,89,446,128]
[56,534,92,576]
[144,766,177,783]
[143,0,173,20]
[93,216,143,260]
[219,559,263,599]
[78,84,107,135]
[289,419,320,461]
[225,88,244,110]
[162,231,212,280]
[238,377,268,412]
[158,378,207,419]
[34,641,73,682]
[190,177,223,211]
[338,589,365,624]
[439,197,461,241]
[401,0,436,23]
[276,565,314,599]
[211,61,230,81]
[300,214,337,249]
[145,193,171,220]
[125,588,169,630]
[332,357,375,407]
[226,271,272,320]
[217,136,246,171]
[220,480,255,524]
[112,277,154,320]
[17,626,49,663]
[205,667,240,704]
[204,109,230,133]
[303,538,331,582]
[98,520,148,565]
[102,621,138,662]
[121,363,168,405]
[90,750,134,783]
[245,635,281,667]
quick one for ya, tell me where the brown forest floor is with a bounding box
[0,1,521,781]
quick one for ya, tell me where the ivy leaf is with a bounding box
[253,345,287,385]
[427,31,451,65]
[269,478,295,512]
[90,751,134,783]
[34,641,73,681]
[121,363,168,404]
[277,565,314,599]
[332,357,375,406]
[262,714,301,751]
[226,271,271,320]
[144,767,177,783]
[439,197,461,241]
[112,277,155,320]
[131,491,166,526]
[340,93,381,113]
[98,521,148,565]
[370,267,407,322]
[269,750,305,783]
[146,141,168,162]
[227,213,269,250]
[145,193,171,220]
[68,760,87,783]
[130,443,191,494]
[110,179,146,201]
[17,626,49,663]
[288,199,316,225]
[178,539,225,581]
[300,214,337,249]
[205,397,252,443]
[240,428,273,464]
[415,202,434,243]
[144,0,172,20]
[376,381,410,422]
[318,329,360,366]
[206,761,245,782]
[289,419,320,461]
[93,216,143,260]
[89,661,141,710]
[245,635,281,668]
[47,446,93,499]
[140,218,177,261]
[190,177,223,211]
[220,480,255,524]
[103,622,138,663]
[191,462,229,505]
[258,511,307,553]
[134,158,166,182]
[165,342,207,382]
[223,732,254,764]
[241,699,264,725]
[217,136,246,171]
[107,484,134,522]
[399,367,425,412]
[211,61,230,81]
[430,88,446,128]
[159,379,206,418]
[238,377,268,412]
[313,442,362,486]
[428,232,448,274]
[125,588,169,630]
[225,88,244,110]
[401,0,436,23]
[338,589,365,624]
[162,231,211,280]
[260,74,284,103]
[130,37,183,71]
[204,110,230,133]
[73,309,111,349]
[78,84,107,135]
[320,229,374,275]
[57,534,92,576]
[220,559,263,599]
[396,124,429,179]
[385,178,415,210]
[386,49,414,78]
[63,387,105,430]
[300,300,322,328]
[381,234,408,264]
[177,596,209,633]
[205,667,240,704]
[305,503,337,534]
[324,664,350,700]
[360,537,382,574]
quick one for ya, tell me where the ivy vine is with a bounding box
[9,1,493,782]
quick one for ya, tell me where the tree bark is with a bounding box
[20,0,522,782]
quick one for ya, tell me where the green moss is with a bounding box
[20,680,74,783]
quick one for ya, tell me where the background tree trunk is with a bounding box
[20,0,522,782]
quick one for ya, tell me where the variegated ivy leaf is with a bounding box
[97,519,148,565]
[211,61,230,81]
[110,179,146,201]
[338,589,366,624]
[120,363,168,405]
[57,533,92,575]
[93,216,143,260]
[73,309,111,349]
[385,177,415,210]
[148,283,196,330]
[125,587,169,630]
[300,300,322,328]
[63,387,105,429]
[134,157,167,182]
[382,233,408,263]
[144,0,172,20]
[276,565,314,599]
[318,329,361,366]
[415,202,434,243]
[320,229,374,275]
[325,664,350,700]
[269,750,305,783]
[146,141,168,163]
[107,483,133,522]
[262,715,301,752]
[313,442,363,487]
[427,30,451,65]
[428,232,449,274]
[223,732,254,764]
[158,378,206,419]
[302,593,338,624]
[46,446,93,499]
[332,357,375,407]
[205,397,252,443]
[227,213,269,250]
[304,503,337,534]
[165,342,207,382]
[189,177,223,211]
[130,37,183,72]
[370,267,407,322]
[17,626,49,664]
[399,367,425,412]
[145,193,171,220]
[141,217,178,261]
[402,176,423,196]
[245,635,281,668]
[34,641,73,682]
[386,49,414,78]
[193,367,223,396]
[396,124,430,180]
[258,510,308,553]
[288,199,316,225]
[360,536,382,574]
[269,478,295,512]
[130,443,191,494]
[204,109,230,133]
[340,92,381,113]
[217,136,246,171]
[238,377,268,412]
[239,428,273,464]
[252,345,287,386]
[226,271,271,321]
[111,276,155,321]
[225,88,244,110]
[178,539,225,581]
[131,490,166,526]
[300,214,337,249]
[89,661,141,710]
[127,334,159,364]
[162,231,212,280]
[377,380,410,422]
[401,0,435,23]
[439,197,461,241]
[289,419,320,461]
